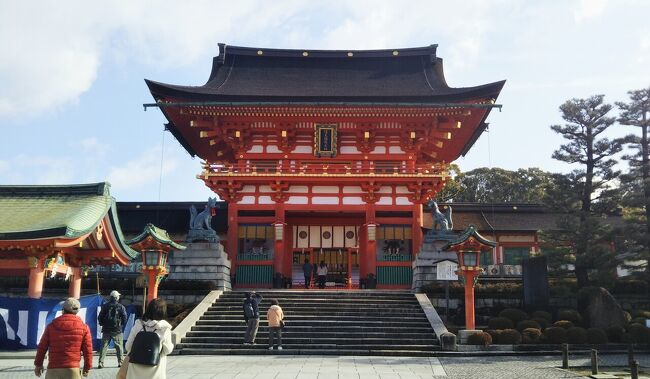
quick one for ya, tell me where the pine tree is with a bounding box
[616,86,650,279]
[548,95,623,287]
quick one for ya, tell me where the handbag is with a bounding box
[116,356,129,379]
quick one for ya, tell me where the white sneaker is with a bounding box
[277,346,283,350]
[268,347,273,350]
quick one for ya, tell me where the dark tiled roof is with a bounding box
[146,44,505,103]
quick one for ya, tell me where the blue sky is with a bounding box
[1,0,649,201]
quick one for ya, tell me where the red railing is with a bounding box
[202,161,447,176]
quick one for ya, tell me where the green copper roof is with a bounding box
[0,182,137,259]
[444,225,497,249]
[126,223,186,250]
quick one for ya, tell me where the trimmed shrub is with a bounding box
[467,331,493,346]
[605,326,626,343]
[488,317,514,330]
[498,329,522,344]
[623,311,632,323]
[517,319,542,332]
[626,324,650,343]
[531,310,552,322]
[522,328,542,344]
[587,328,608,345]
[631,310,650,319]
[566,327,588,344]
[543,327,567,344]
[531,317,550,331]
[485,329,501,343]
[612,280,649,295]
[499,308,528,324]
[553,320,574,329]
[557,309,583,324]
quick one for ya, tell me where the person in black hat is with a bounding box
[97,290,127,368]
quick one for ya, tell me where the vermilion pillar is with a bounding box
[227,203,239,275]
[274,203,285,275]
[28,258,45,299]
[146,270,160,304]
[412,204,423,257]
[68,267,82,299]
[462,268,481,330]
[365,203,377,278]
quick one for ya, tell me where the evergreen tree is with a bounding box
[446,167,553,203]
[547,95,623,287]
[616,86,650,279]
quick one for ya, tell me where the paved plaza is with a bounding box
[0,353,647,379]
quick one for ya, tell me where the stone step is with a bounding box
[194,320,431,327]
[186,326,435,333]
[177,343,438,351]
[184,332,435,340]
[177,347,439,356]
[181,338,436,345]
[201,312,427,321]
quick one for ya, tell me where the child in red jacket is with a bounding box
[34,297,93,378]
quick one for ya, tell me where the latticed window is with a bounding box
[480,250,493,266]
[238,225,274,259]
[376,225,412,261]
[503,247,530,265]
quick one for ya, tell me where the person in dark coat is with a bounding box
[243,291,263,345]
[34,297,93,378]
[302,258,313,289]
[97,290,127,368]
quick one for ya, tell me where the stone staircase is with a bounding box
[176,290,440,356]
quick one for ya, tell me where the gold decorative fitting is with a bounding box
[445,132,452,139]
[409,131,416,139]
[455,121,462,129]
[239,155,244,158]
[257,50,263,55]
[235,130,241,138]
[363,131,370,139]
[209,140,217,146]
[393,51,399,56]
[302,51,309,56]
[347,52,353,57]
[435,141,444,148]
[281,130,287,137]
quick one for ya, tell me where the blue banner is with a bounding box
[0,295,136,350]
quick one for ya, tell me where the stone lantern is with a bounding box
[127,223,186,305]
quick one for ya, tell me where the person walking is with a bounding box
[97,290,127,369]
[34,297,93,378]
[302,258,313,289]
[123,298,173,379]
[317,261,328,289]
[266,299,284,351]
[242,291,263,345]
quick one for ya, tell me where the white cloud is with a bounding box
[573,0,608,23]
[107,146,179,191]
[0,0,510,120]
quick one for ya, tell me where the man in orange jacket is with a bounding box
[34,297,93,378]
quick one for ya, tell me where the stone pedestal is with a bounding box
[458,329,481,344]
[168,242,231,290]
[412,230,457,292]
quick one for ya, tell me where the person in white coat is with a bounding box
[124,298,173,379]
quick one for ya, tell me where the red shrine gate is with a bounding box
[146,44,504,289]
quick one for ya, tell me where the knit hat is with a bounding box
[62,298,80,314]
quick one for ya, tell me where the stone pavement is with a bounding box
[0,353,647,378]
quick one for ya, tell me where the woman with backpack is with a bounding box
[122,298,173,379]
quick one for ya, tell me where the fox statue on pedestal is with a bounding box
[189,197,218,231]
